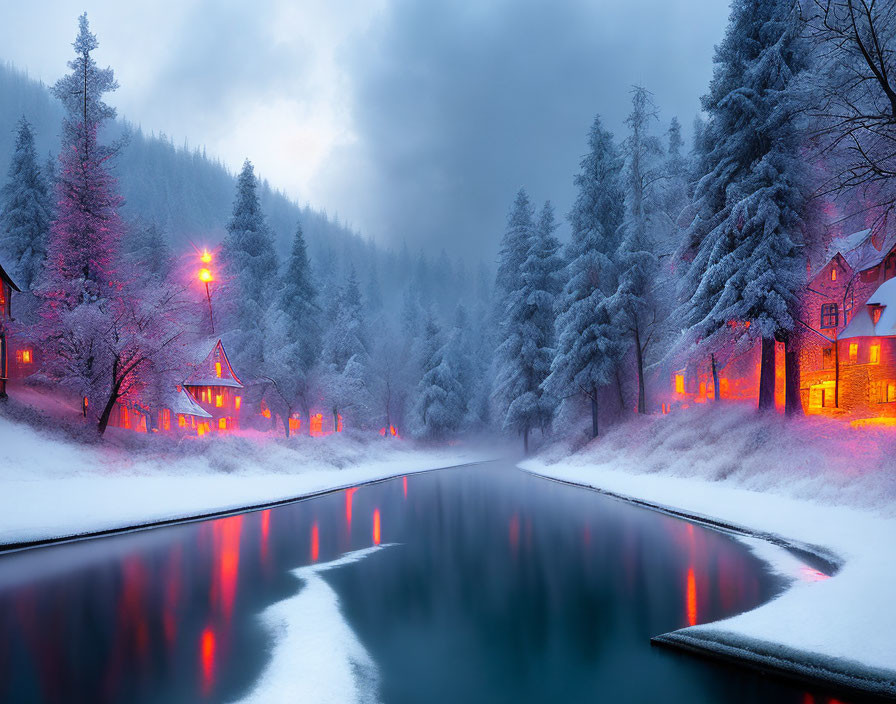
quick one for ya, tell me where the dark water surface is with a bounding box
[0,462,849,703]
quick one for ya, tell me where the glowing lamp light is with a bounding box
[199,268,213,283]
[201,249,213,264]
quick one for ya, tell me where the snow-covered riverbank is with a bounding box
[0,414,494,548]
[521,404,896,697]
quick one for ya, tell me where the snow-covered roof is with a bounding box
[0,260,20,292]
[840,278,896,339]
[810,229,896,280]
[182,339,244,389]
[168,388,213,418]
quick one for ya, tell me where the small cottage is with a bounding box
[182,339,244,433]
[0,260,20,399]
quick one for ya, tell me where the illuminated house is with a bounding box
[0,260,20,398]
[671,228,896,417]
[829,278,896,416]
[797,228,896,414]
[161,387,213,435]
[182,339,244,432]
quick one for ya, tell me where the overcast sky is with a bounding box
[1,0,730,260]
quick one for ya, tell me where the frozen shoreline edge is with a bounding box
[519,465,896,700]
[0,459,491,554]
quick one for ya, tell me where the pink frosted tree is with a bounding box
[37,14,191,434]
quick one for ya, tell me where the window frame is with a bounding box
[820,303,839,329]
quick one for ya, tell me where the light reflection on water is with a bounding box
[0,463,849,704]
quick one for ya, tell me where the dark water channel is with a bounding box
[0,462,850,703]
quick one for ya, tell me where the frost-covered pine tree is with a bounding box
[0,117,51,289]
[262,221,322,435]
[321,267,371,429]
[493,190,561,452]
[544,115,626,437]
[682,0,810,413]
[615,86,664,415]
[221,159,278,370]
[413,312,465,439]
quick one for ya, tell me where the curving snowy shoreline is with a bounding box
[519,454,896,698]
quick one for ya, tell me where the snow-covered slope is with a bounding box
[0,414,492,548]
[521,404,896,697]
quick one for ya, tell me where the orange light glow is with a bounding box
[831,268,837,281]
[849,343,858,363]
[261,400,271,419]
[199,268,213,283]
[235,396,241,410]
[260,509,271,562]
[373,509,381,545]
[201,249,213,264]
[178,414,186,428]
[162,408,171,431]
[212,515,243,621]
[215,394,223,408]
[403,476,407,499]
[379,427,386,436]
[870,343,881,364]
[310,522,319,562]
[345,488,357,526]
[200,626,216,695]
[310,413,323,436]
[337,414,343,433]
[218,418,227,430]
[21,349,32,364]
[850,417,896,428]
[674,374,684,394]
[215,362,222,378]
[686,567,698,626]
[390,425,397,436]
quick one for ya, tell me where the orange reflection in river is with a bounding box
[345,488,357,527]
[373,509,381,545]
[212,515,243,622]
[403,476,408,499]
[311,522,320,562]
[686,568,698,626]
[200,626,216,696]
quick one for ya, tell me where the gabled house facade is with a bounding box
[797,229,896,414]
[182,339,244,433]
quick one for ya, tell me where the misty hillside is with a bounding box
[0,62,366,261]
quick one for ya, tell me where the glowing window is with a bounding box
[235,396,241,410]
[849,343,858,363]
[674,374,685,394]
[121,406,130,429]
[162,408,171,431]
[215,362,222,378]
[21,349,32,364]
[215,394,223,408]
[831,268,837,281]
[820,303,838,329]
[178,414,186,428]
[889,383,896,403]
[872,306,883,325]
[870,343,881,364]
[219,418,227,430]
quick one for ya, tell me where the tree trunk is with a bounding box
[283,413,291,438]
[615,370,625,415]
[711,354,720,401]
[634,326,646,414]
[784,334,802,416]
[590,389,599,439]
[523,427,529,455]
[333,409,339,433]
[757,337,776,411]
[97,388,120,436]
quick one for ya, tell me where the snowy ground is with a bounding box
[522,404,896,697]
[238,546,391,704]
[0,413,493,547]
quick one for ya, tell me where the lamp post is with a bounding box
[199,249,215,334]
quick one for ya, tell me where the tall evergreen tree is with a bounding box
[493,190,560,452]
[262,221,322,435]
[221,159,278,369]
[0,117,51,289]
[544,115,626,437]
[617,86,664,415]
[413,312,465,439]
[681,0,810,413]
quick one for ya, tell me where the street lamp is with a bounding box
[198,250,215,334]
